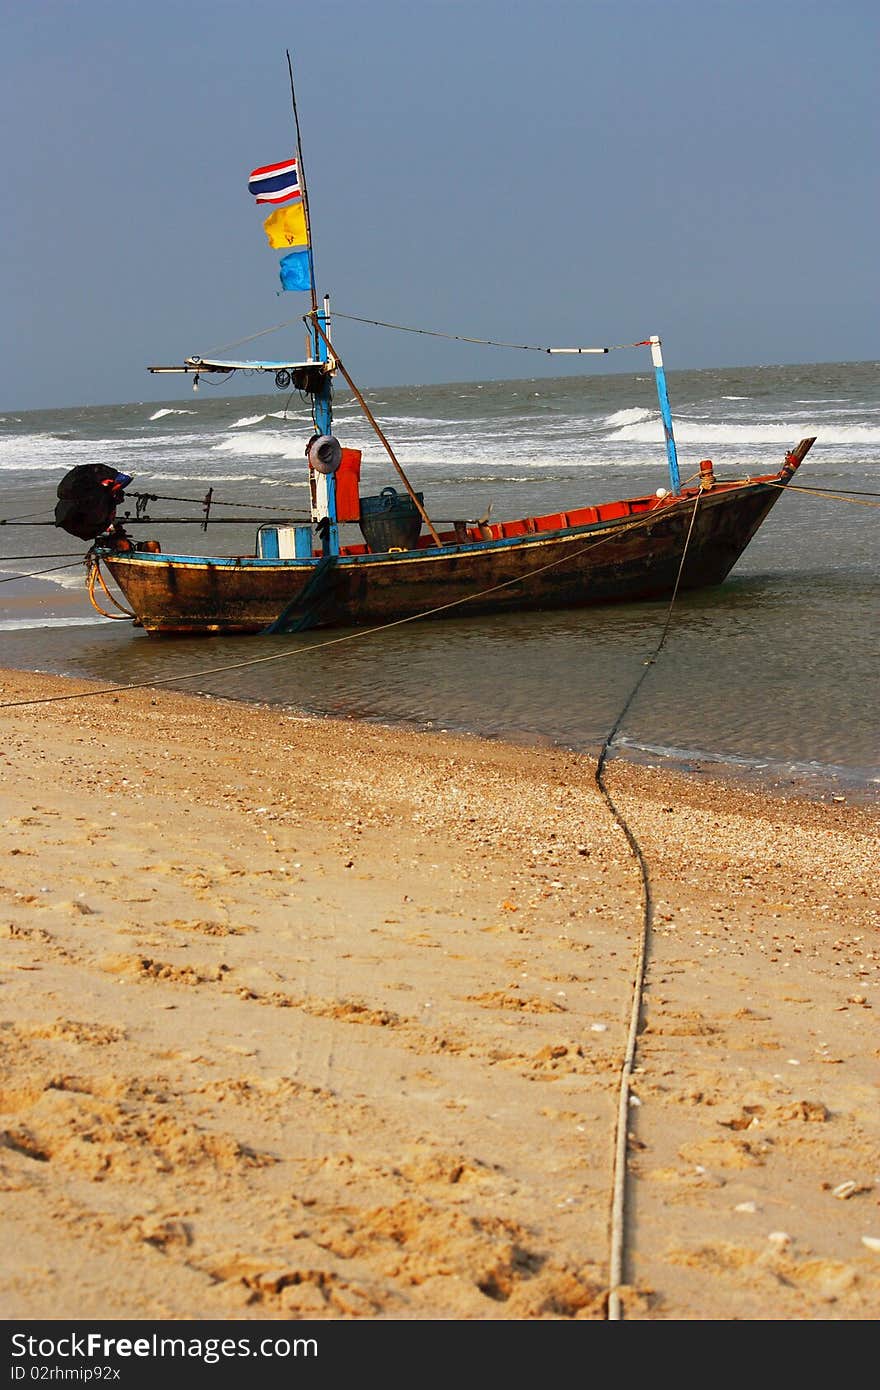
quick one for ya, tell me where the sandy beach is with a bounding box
[0,664,877,1322]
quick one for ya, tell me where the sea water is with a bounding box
[1,360,878,797]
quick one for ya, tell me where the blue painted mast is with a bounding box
[648,335,681,493]
[287,50,339,555]
[307,295,339,555]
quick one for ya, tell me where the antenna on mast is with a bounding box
[286,49,318,315]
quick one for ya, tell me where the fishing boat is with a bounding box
[55,58,816,637]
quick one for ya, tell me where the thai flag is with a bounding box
[247,157,301,205]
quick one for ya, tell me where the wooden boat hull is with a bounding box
[98,470,800,636]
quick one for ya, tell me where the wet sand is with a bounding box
[0,666,877,1320]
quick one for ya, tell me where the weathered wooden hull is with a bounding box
[98,468,802,636]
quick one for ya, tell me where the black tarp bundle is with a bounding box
[55,464,131,540]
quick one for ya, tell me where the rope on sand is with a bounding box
[0,490,705,1319]
[598,491,702,1321]
[0,487,710,1322]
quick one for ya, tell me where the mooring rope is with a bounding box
[765,480,880,508]
[87,559,136,619]
[0,488,750,1323]
[598,491,702,1321]
[0,501,689,709]
[0,490,708,1323]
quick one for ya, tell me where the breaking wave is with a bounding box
[603,407,653,427]
[607,418,880,445]
[212,431,304,460]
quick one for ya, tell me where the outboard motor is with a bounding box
[54,464,132,541]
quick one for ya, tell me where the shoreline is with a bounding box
[0,579,876,805]
[1,555,878,806]
[1,666,878,1320]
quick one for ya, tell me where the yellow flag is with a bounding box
[263,202,308,248]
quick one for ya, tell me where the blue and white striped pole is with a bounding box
[649,335,681,494]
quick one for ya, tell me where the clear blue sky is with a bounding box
[3,0,877,409]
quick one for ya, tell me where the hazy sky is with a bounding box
[3,0,877,409]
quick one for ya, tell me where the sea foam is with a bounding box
[607,419,880,445]
[212,431,304,460]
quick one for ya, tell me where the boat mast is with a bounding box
[286,49,318,319]
[286,49,339,555]
[309,294,339,555]
[648,335,681,493]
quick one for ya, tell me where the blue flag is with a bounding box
[279,249,312,292]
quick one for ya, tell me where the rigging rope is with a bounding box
[0,509,54,524]
[201,309,646,358]
[0,559,84,584]
[1,476,874,538]
[127,490,308,512]
[0,552,83,562]
[204,318,305,357]
[331,311,645,354]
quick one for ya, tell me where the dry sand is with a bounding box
[0,665,877,1321]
